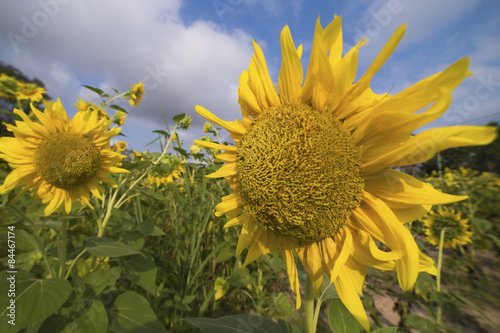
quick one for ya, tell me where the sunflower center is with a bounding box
[237,103,364,242]
[33,132,102,189]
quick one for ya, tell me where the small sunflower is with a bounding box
[129,82,145,107]
[145,156,184,187]
[113,110,127,126]
[16,82,46,102]
[74,98,109,120]
[113,141,127,153]
[0,99,129,216]
[423,207,473,249]
[193,16,497,331]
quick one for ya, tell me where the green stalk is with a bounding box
[58,220,68,278]
[305,274,316,333]
[436,227,447,325]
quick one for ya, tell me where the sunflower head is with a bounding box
[113,141,127,153]
[145,155,184,187]
[113,110,127,126]
[423,207,473,249]
[0,99,129,215]
[129,82,145,107]
[16,82,46,102]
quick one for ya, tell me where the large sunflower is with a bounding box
[193,16,497,330]
[0,99,129,216]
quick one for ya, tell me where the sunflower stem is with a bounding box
[305,274,316,333]
[436,227,447,326]
[58,220,68,278]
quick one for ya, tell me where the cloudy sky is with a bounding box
[1,0,499,152]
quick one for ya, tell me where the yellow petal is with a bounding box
[251,40,280,107]
[214,151,237,163]
[365,169,468,205]
[195,105,246,137]
[236,214,255,255]
[284,249,301,309]
[193,140,237,152]
[296,242,324,297]
[351,192,419,291]
[215,193,243,217]
[361,125,498,172]
[206,162,238,179]
[334,268,370,332]
[278,25,303,104]
[243,226,272,266]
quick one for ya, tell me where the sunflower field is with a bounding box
[1,16,499,333]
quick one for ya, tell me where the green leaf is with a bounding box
[86,237,141,257]
[318,274,338,302]
[85,267,122,296]
[83,85,104,96]
[13,229,37,251]
[153,130,169,137]
[185,314,302,333]
[405,314,440,333]
[134,222,166,236]
[75,300,108,333]
[173,113,187,123]
[328,298,364,333]
[137,188,168,201]
[215,244,234,263]
[109,104,127,112]
[108,291,168,333]
[121,251,158,295]
[173,147,188,157]
[0,270,72,332]
[372,328,398,333]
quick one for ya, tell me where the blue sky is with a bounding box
[1,0,499,152]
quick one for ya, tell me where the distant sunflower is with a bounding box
[16,82,46,102]
[0,99,129,216]
[129,82,145,107]
[146,156,184,187]
[193,16,497,331]
[423,207,473,249]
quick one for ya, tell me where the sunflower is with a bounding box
[129,82,145,107]
[145,155,185,188]
[193,16,497,331]
[423,207,473,249]
[16,82,46,102]
[113,141,127,153]
[74,97,109,120]
[0,99,129,216]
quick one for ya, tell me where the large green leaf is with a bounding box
[328,298,364,333]
[121,251,158,294]
[185,314,303,333]
[74,300,108,333]
[405,314,440,333]
[108,291,167,333]
[86,237,141,257]
[0,270,72,332]
[85,267,121,296]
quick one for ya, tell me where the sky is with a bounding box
[1,0,499,152]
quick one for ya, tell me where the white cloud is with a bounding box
[0,0,253,147]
